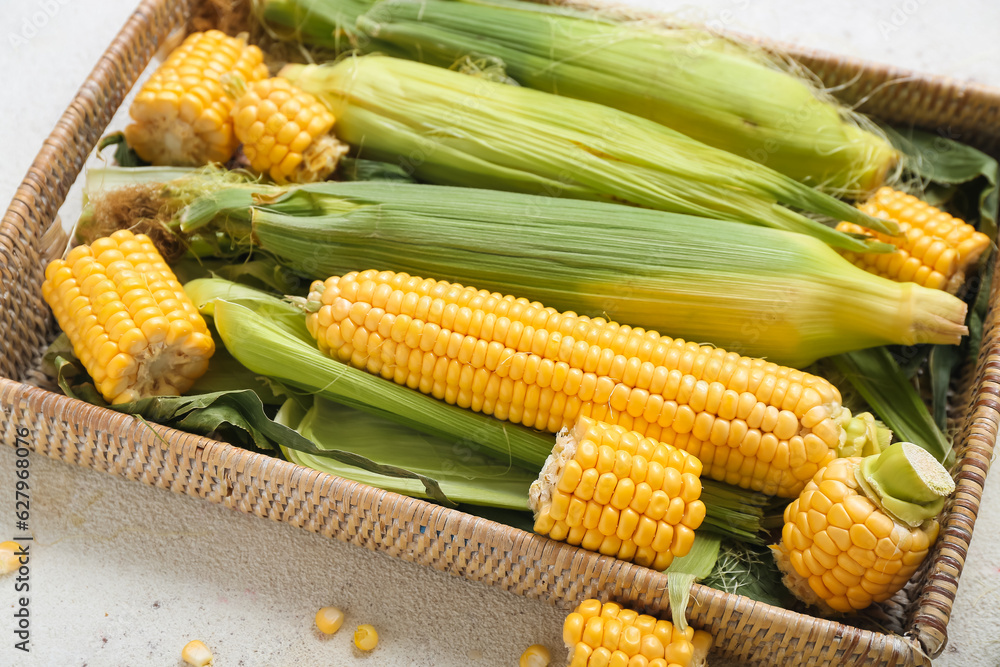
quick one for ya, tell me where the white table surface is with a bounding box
[2,1,999,665]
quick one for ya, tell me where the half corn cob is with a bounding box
[305,270,889,497]
[772,442,953,612]
[281,57,897,252]
[563,599,712,667]
[231,77,349,183]
[125,30,268,166]
[837,187,992,293]
[351,0,898,194]
[530,417,705,569]
[42,230,215,403]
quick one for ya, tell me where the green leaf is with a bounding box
[929,344,962,433]
[665,534,720,631]
[283,397,534,510]
[884,125,999,238]
[832,348,952,463]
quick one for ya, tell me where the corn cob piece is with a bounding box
[125,31,268,166]
[837,187,992,293]
[42,230,215,404]
[231,77,349,183]
[771,442,953,612]
[530,417,705,569]
[305,270,888,497]
[563,599,712,667]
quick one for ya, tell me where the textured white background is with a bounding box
[2,1,1000,665]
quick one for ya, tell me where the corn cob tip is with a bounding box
[838,187,992,294]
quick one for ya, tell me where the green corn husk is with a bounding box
[186,278,765,541]
[280,56,897,252]
[278,397,536,510]
[830,347,953,464]
[167,175,967,366]
[351,0,898,194]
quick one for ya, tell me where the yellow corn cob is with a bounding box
[772,443,953,613]
[563,599,712,667]
[305,270,886,498]
[231,77,349,184]
[124,30,268,166]
[837,187,991,293]
[529,417,705,569]
[42,230,215,404]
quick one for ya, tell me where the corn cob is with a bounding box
[281,57,898,253]
[305,270,888,497]
[191,279,767,542]
[837,187,992,294]
[350,0,898,194]
[42,230,215,404]
[231,77,349,183]
[530,417,705,569]
[771,442,953,612]
[125,31,268,166]
[563,599,712,667]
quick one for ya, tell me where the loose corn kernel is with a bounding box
[315,606,344,635]
[837,187,991,294]
[181,639,214,666]
[354,624,379,651]
[520,643,552,667]
[0,541,23,575]
[307,271,870,498]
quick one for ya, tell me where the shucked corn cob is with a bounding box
[530,417,705,569]
[772,442,954,612]
[305,270,888,497]
[125,31,268,166]
[837,187,992,293]
[231,77,349,183]
[42,230,215,404]
[563,599,712,667]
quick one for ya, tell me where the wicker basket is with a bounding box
[3,1,999,664]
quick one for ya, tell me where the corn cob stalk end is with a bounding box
[772,443,953,612]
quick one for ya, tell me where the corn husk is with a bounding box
[171,177,967,367]
[278,397,536,510]
[352,0,898,194]
[280,56,897,252]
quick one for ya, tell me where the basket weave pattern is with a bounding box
[2,1,999,664]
